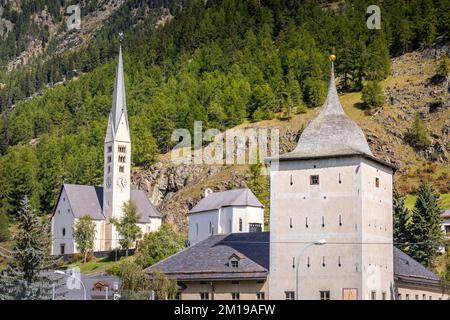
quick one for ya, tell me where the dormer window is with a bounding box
[310,175,319,185]
[228,253,243,268]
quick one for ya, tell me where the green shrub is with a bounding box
[362,81,384,108]
[0,212,10,242]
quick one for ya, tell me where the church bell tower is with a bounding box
[103,46,131,250]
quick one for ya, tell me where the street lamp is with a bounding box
[295,239,327,300]
[54,270,87,300]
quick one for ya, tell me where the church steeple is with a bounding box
[105,46,130,143]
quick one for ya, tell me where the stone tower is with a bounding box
[103,46,131,250]
[268,59,396,300]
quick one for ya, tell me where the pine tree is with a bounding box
[73,215,96,264]
[435,53,449,79]
[393,189,410,251]
[407,182,444,267]
[246,152,269,226]
[0,196,55,300]
[406,112,432,150]
[110,200,142,257]
[362,81,384,109]
[0,212,10,241]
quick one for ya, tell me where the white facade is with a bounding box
[188,205,264,246]
[268,156,394,300]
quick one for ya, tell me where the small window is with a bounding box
[290,174,293,186]
[249,223,262,232]
[429,296,432,300]
[320,291,330,300]
[375,177,380,188]
[228,219,232,233]
[196,223,199,236]
[175,292,181,300]
[118,155,126,163]
[405,294,409,300]
[310,175,319,185]
[62,228,66,237]
[289,218,293,229]
[107,146,112,153]
[256,292,265,300]
[285,291,295,300]
[398,293,402,300]
[371,291,376,300]
[108,166,111,173]
[231,292,240,300]
[119,166,124,173]
[382,292,386,300]
[422,294,426,300]
[118,145,126,153]
[60,244,65,255]
[239,218,243,232]
[415,295,419,300]
[231,260,239,268]
[209,221,212,234]
[200,292,209,300]
[107,156,112,163]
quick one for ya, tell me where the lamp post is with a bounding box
[295,239,326,300]
[54,270,87,300]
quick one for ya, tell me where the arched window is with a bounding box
[239,218,243,232]
[62,228,66,237]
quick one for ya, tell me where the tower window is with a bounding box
[108,166,111,173]
[118,145,126,153]
[285,291,295,300]
[320,291,330,300]
[310,175,319,185]
[290,174,293,186]
[307,256,310,268]
[239,218,243,232]
[375,177,380,188]
[322,216,325,227]
[305,217,308,228]
[107,146,112,153]
[338,256,341,267]
[209,221,212,234]
[62,228,66,237]
[196,223,199,236]
[60,244,65,255]
[289,218,293,229]
[339,215,342,226]
[292,257,295,269]
[107,156,112,163]
[119,166,124,173]
[322,256,326,267]
[118,155,126,163]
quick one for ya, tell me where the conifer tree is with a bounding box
[0,196,55,300]
[246,152,269,226]
[407,182,444,267]
[393,189,410,251]
[362,81,384,109]
[406,112,432,150]
[435,53,449,79]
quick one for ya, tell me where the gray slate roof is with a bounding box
[147,232,439,285]
[393,247,440,283]
[59,183,161,222]
[280,63,373,160]
[189,188,264,214]
[147,232,269,280]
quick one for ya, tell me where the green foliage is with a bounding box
[0,212,10,241]
[407,181,444,267]
[362,81,384,109]
[0,196,56,299]
[435,53,449,78]
[406,112,432,150]
[73,215,96,263]
[246,152,269,226]
[149,269,178,300]
[393,189,411,251]
[110,200,142,257]
[134,224,185,268]
[303,77,327,107]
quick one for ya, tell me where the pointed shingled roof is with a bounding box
[110,46,128,133]
[282,62,373,159]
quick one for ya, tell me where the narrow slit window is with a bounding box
[289,218,293,229]
[322,256,325,267]
[338,256,341,267]
[290,174,293,186]
[292,257,295,269]
[375,177,380,188]
[307,256,310,268]
[305,217,308,228]
[339,215,342,226]
[322,216,325,227]
[338,173,342,184]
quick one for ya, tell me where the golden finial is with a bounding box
[329,54,336,62]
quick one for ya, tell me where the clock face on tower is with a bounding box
[117,176,127,190]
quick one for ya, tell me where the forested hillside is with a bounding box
[0,0,449,220]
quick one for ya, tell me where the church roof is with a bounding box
[55,184,162,221]
[110,46,129,134]
[279,62,375,161]
[189,188,264,214]
[146,232,269,280]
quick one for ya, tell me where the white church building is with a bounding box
[51,48,162,255]
[188,188,264,246]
